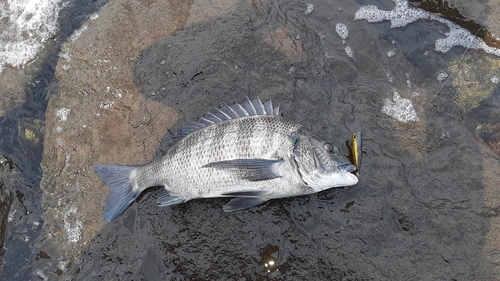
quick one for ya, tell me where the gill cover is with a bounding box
[291,132,358,191]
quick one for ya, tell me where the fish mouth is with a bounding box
[339,163,357,173]
[341,164,360,183]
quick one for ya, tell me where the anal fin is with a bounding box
[223,197,269,212]
[157,188,188,207]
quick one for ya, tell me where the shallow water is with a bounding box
[1,0,500,280]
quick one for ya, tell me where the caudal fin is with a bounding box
[94,165,140,222]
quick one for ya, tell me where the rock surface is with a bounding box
[22,0,500,280]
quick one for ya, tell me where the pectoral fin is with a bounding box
[203,159,283,181]
[223,197,269,212]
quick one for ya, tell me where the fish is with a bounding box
[94,97,359,222]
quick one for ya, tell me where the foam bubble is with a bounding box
[63,206,82,243]
[335,23,349,40]
[345,46,353,57]
[354,0,500,57]
[492,75,499,84]
[437,71,448,82]
[0,0,63,73]
[56,108,71,122]
[305,4,314,15]
[36,269,48,281]
[90,13,99,21]
[387,73,394,83]
[406,73,412,88]
[69,24,88,43]
[382,91,420,123]
[59,52,71,70]
[434,23,500,56]
[57,260,69,272]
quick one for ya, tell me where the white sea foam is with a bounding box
[305,4,314,15]
[69,24,87,43]
[382,91,420,123]
[354,0,500,56]
[56,108,71,122]
[437,71,448,82]
[345,46,353,57]
[60,51,71,70]
[63,206,82,243]
[36,269,48,281]
[387,73,394,84]
[57,260,69,273]
[335,23,349,41]
[0,0,63,73]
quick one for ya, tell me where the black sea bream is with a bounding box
[95,97,359,222]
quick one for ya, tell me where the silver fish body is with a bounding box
[95,98,358,222]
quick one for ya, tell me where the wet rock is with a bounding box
[0,39,59,118]
[33,0,201,276]
[26,0,500,280]
[0,179,13,266]
[0,68,30,117]
[410,0,500,49]
[446,0,500,45]
[448,53,500,112]
[467,88,500,155]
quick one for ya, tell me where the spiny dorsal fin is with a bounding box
[169,97,280,147]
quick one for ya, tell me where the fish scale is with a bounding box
[155,116,297,193]
[94,97,359,222]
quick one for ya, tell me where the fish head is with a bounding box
[291,132,358,192]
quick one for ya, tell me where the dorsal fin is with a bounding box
[168,97,280,148]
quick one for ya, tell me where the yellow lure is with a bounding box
[351,132,362,170]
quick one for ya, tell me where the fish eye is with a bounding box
[324,142,334,154]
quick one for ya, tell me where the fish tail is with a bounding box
[94,165,140,222]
